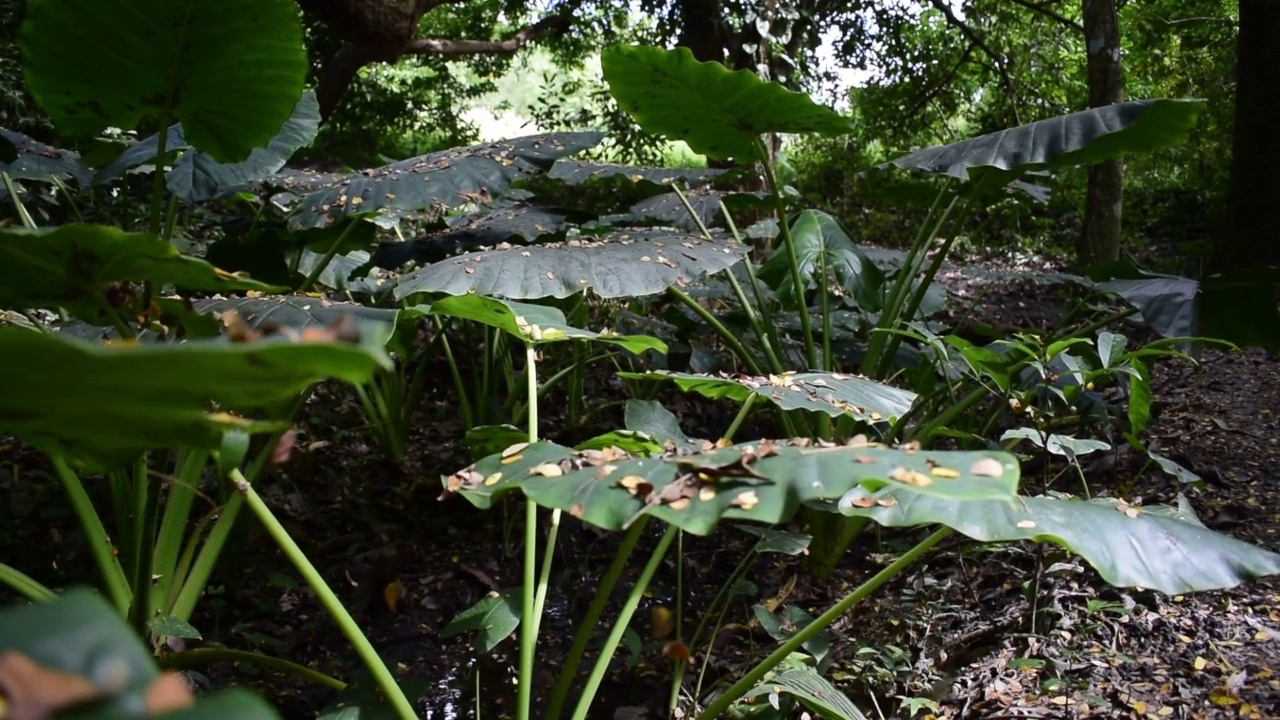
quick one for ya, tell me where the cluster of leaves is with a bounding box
[3,4,1279,718]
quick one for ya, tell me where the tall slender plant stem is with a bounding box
[754,137,816,369]
[545,516,651,720]
[518,341,541,720]
[159,648,347,691]
[668,287,765,375]
[229,468,416,720]
[298,219,362,293]
[570,525,678,720]
[3,171,39,228]
[0,562,55,602]
[694,527,952,720]
[50,455,130,614]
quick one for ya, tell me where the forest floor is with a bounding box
[2,255,1278,720]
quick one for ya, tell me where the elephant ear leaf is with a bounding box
[602,44,853,162]
[885,99,1204,188]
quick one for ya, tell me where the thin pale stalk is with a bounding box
[297,218,362,293]
[169,493,244,621]
[128,457,159,636]
[153,450,206,611]
[230,468,416,720]
[518,341,540,720]
[722,394,758,443]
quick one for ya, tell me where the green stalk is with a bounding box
[518,341,541,720]
[755,137,816,369]
[694,527,952,720]
[128,457,160,636]
[0,562,55,602]
[297,219,362,293]
[153,450,207,598]
[438,322,474,428]
[47,175,84,224]
[668,287,765,375]
[169,493,244,621]
[671,183,780,371]
[861,188,954,376]
[230,468,415,720]
[689,546,760,707]
[165,510,216,613]
[158,648,347,691]
[50,455,130,614]
[722,394,758,443]
[719,201,786,366]
[1,172,37,228]
[148,106,173,237]
[570,525,678,720]
[545,517,649,720]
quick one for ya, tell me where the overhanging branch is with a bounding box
[405,16,571,56]
[928,0,1022,124]
[1005,0,1084,33]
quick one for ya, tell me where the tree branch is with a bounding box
[317,42,401,119]
[404,15,571,57]
[1004,0,1083,33]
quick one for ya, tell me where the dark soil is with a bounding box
[2,258,1278,720]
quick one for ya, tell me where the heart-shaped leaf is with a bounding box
[21,0,307,162]
[602,45,854,162]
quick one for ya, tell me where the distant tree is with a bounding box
[296,0,572,119]
[1082,0,1124,265]
[1213,0,1280,272]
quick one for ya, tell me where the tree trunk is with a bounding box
[1081,0,1124,266]
[1213,0,1280,273]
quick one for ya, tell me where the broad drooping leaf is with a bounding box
[195,296,400,333]
[619,370,917,425]
[20,0,306,163]
[627,189,769,231]
[0,588,282,720]
[740,666,868,720]
[441,589,521,654]
[0,225,281,321]
[444,438,1017,535]
[0,128,92,192]
[371,205,571,268]
[548,160,727,189]
[286,132,603,230]
[318,671,428,720]
[886,99,1204,187]
[420,294,666,355]
[601,45,855,162]
[839,489,1280,594]
[624,399,702,452]
[394,230,748,300]
[759,210,885,310]
[94,92,320,200]
[0,321,391,470]
[1087,262,1280,352]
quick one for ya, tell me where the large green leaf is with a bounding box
[394,230,748,300]
[20,0,307,162]
[286,132,603,230]
[0,588,281,719]
[0,225,281,320]
[627,189,770,231]
[601,45,855,162]
[0,128,92,191]
[741,667,867,720]
[619,370,917,425]
[0,321,391,470]
[421,294,666,355]
[759,210,885,309]
[839,489,1280,594]
[94,92,320,199]
[444,439,1017,535]
[885,99,1204,186]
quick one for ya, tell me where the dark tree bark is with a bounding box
[296,0,570,119]
[1213,0,1280,273]
[1081,0,1124,266]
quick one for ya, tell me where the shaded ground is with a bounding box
[2,260,1278,720]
